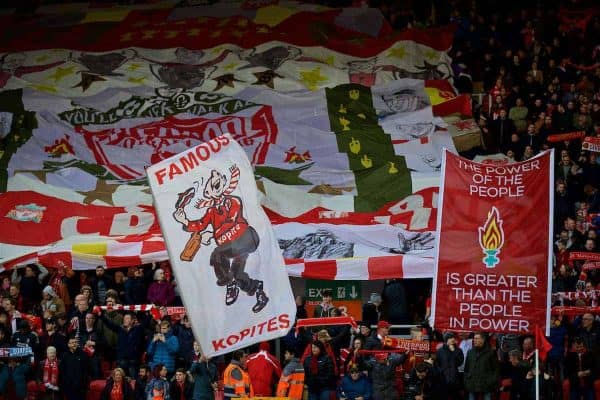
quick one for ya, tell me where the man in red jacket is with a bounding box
[246,341,282,396]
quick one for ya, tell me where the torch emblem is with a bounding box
[478,207,505,268]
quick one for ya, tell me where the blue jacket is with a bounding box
[190,360,218,400]
[147,331,179,373]
[338,374,372,400]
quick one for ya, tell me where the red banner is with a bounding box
[582,136,600,153]
[546,131,585,143]
[433,150,554,335]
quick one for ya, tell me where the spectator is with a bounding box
[113,271,126,302]
[464,332,499,400]
[2,297,23,335]
[435,332,464,400]
[47,261,72,311]
[79,312,103,379]
[223,350,253,398]
[295,295,308,320]
[303,341,336,400]
[60,336,89,400]
[169,368,192,400]
[404,362,437,400]
[100,367,134,400]
[337,365,372,400]
[276,347,304,400]
[89,266,114,306]
[134,364,150,400]
[381,279,409,327]
[189,346,218,400]
[172,315,194,370]
[508,97,529,132]
[125,267,147,306]
[147,320,179,375]
[361,293,382,329]
[246,341,281,397]
[147,269,175,307]
[505,350,531,400]
[99,310,146,379]
[39,346,60,400]
[312,289,336,318]
[97,294,123,364]
[364,320,390,350]
[565,337,595,400]
[576,312,599,352]
[11,264,47,313]
[340,336,368,375]
[146,364,170,400]
[367,352,404,400]
[40,286,65,318]
[38,317,67,358]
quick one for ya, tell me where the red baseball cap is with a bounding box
[377,320,391,329]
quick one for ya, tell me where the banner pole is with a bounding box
[535,349,540,400]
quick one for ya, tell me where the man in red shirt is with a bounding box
[246,341,282,396]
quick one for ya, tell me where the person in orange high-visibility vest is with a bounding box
[223,350,253,398]
[276,347,305,400]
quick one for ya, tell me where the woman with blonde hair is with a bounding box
[100,367,134,400]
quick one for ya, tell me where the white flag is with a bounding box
[146,133,296,357]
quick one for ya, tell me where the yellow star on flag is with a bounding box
[120,32,133,42]
[128,76,146,84]
[223,63,238,71]
[388,46,407,59]
[127,63,141,72]
[142,30,157,39]
[35,54,50,63]
[300,67,327,91]
[255,5,297,27]
[31,83,57,93]
[323,56,335,65]
[211,47,222,54]
[425,49,438,61]
[49,66,75,82]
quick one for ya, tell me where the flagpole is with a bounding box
[535,348,540,400]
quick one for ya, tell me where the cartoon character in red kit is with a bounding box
[173,165,269,313]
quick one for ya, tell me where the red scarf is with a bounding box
[309,355,319,374]
[178,382,185,400]
[43,359,59,386]
[110,382,123,400]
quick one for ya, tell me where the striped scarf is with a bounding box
[43,359,59,386]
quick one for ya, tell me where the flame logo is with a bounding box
[478,207,505,268]
[479,207,504,250]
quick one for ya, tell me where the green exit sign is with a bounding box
[306,280,361,301]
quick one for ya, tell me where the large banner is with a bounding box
[432,150,554,335]
[147,134,296,356]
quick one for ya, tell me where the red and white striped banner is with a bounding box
[552,290,599,300]
[285,254,433,280]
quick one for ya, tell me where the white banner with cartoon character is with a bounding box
[147,133,296,356]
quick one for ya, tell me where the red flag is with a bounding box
[535,325,552,362]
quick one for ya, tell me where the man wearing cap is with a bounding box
[367,351,404,400]
[364,321,390,351]
[435,332,464,400]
